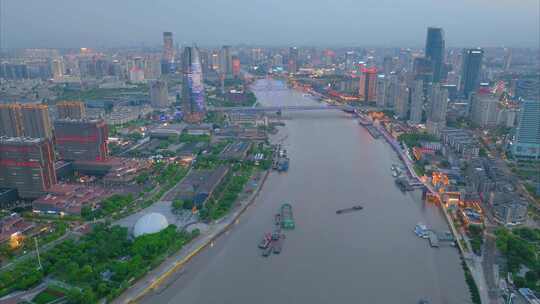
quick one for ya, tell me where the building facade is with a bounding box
[425,27,445,83]
[460,48,484,98]
[56,101,86,119]
[181,47,206,124]
[512,100,540,159]
[54,119,109,161]
[149,80,169,109]
[0,137,57,199]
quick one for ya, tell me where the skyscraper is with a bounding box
[149,80,169,109]
[182,47,206,124]
[425,27,445,83]
[395,82,409,119]
[512,100,540,159]
[52,58,64,81]
[288,47,299,74]
[162,32,175,74]
[460,48,484,98]
[220,45,233,79]
[54,119,109,161]
[376,75,387,108]
[56,101,86,120]
[358,67,378,102]
[232,55,241,78]
[426,83,449,135]
[0,137,57,199]
[409,79,424,124]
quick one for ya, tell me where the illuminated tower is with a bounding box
[181,46,206,124]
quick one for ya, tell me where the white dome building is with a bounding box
[133,212,169,237]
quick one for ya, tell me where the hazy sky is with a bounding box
[1,0,539,48]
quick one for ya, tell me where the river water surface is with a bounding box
[142,79,470,304]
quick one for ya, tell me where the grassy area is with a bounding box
[495,227,540,292]
[398,132,439,148]
[33,285,68,304]
[0,224,199,302]
[200,164,254,221]
[462,258,481,304]
[56,85,148,101]
[467,225,484,256]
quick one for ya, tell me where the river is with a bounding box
[141,79,470,304]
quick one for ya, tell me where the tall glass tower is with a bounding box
[460,48,484,98]
[181,46,206,124]
[425,27,445,83]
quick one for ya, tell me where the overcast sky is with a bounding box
[1,0,539,49]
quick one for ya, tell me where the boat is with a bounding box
[271,229,281,241]
[273,238,282,254]
[336,205,363,214]
[277,157,289,172]
[418,299,430,304]
[262,246,272,257]
[274,213,281,226]
[258,234,271,249]
[414,223,429,238]
[280,203,295,229]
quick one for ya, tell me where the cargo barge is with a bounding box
[336,205,363,214]
[280,203,295,229]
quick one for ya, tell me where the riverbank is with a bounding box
[113,169,270,304]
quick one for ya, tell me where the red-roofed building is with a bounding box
[32,183,110,215]
[0,213,35,245]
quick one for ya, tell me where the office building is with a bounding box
[56,101,86,120]
[358,67,377,102]
[182,47,206,124]
[149,80,169,109]
[409,79,424,124]
[0,137,56,199]
[376,75,387,108]
[425,27,445,83]
[469,93,500,128]
[288,47,299,74]
[0,104,24,137]
[395,82,409,119]
[20,104,52,139]
[220,45,233,79]
[51,58,64,81]
[54,119,109,161]
[512,100,540,159]
[460,48,484,98]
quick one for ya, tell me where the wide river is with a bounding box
[143,79,470,304]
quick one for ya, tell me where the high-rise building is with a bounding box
[162,32,174,66]
[52,58,64,81]
[425,27,445,83]
[220,45,233,79]
[345,51,356,73]
[409,79,424,124]
[211,51,220,71]
[149,80,169,109]
[232,55,241,78]
[288,47,299,74]
[470,93,500,128]
[144,55,162,80]
[426,83,449,134]
[0,104,24,137]
[181,47,206,124]
[56,101,86,120]
[358,67,377,102]
[460,48,484,98]
[395,82,409,119]
[382,56,393,76]
[20,104,53,139]
[512,100,540,159]
[0,137,56,199]
[376,75,387,108]
[54,119,109,161]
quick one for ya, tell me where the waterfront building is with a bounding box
[425,27,445,83]
[181,46,206,124]
[395,82,409,119]
[358,67,377,102]
[409,79,424,124]
[512,100,540,159]
[0,137,57,199]
[56,101,86,120]
[460,48,484,98]
[375,75,387,108]
[54,119,109,161]
[149,80,169,109]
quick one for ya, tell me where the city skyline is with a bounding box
[1,0,539,49]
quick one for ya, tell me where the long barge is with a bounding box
[336,205,363,214]
[280,203,295,229]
